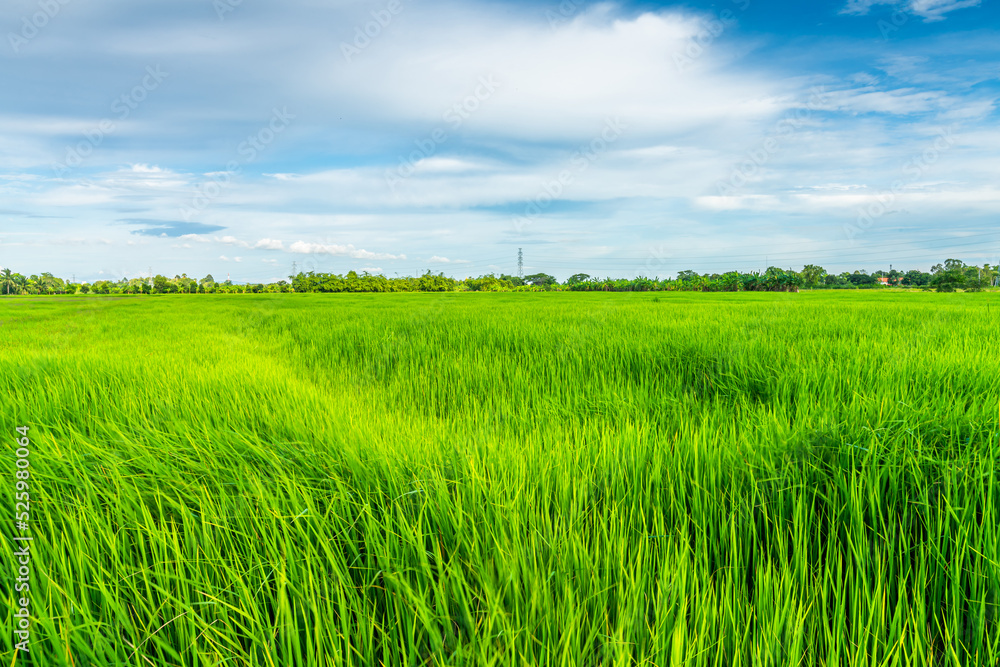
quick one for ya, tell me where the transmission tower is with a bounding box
[517,248,523,279]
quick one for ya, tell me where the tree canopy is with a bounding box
[0,260,995,296]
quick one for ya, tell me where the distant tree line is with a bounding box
[1,259,996,296]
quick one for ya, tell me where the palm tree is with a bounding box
[14,275,28,294]
[1,268,14,295]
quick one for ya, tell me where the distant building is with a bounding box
[876,277,891,285]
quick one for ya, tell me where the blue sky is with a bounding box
[1,0,998,282]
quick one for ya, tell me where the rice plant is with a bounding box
[1,291,998,666]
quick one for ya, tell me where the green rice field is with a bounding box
[2,291,999,666]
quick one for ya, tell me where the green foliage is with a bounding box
[903,269,932,286]
[1,267,14,295]
[931,260,968,293]
[676,269,699,282]
[523,272,558,287]
[464,274,515,292]
[848,270,877,286]
[800,264,826,288]
[1,259,997,298]
[290,270,457,293]
[153,274,176,294]
[498,273,525,287]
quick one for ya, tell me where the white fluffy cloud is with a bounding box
[841,0,981,20]
[288,241,406,261]
[1,0,998,279]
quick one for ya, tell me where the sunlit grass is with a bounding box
[1,291,998,666]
